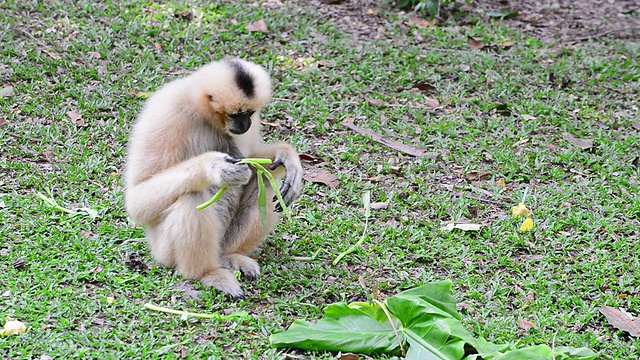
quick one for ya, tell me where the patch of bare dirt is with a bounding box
[474,0,640,43]
[311,0,640,44]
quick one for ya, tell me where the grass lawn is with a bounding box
[1,0,639,358]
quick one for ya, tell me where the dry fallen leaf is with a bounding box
[442,221,483,232]
[512,203,530,217]
[342,121,438,159]
[245,19,268,33]
[367,98,388,107]
[338,354,361,360]
[424,97,440,108]
[465,171,491,181]
[370,201,389,210]
[599,306,640,337]
[302,167,339,188]
[562,132,593,150]
[408,15,429,28]
[468,36,485,50]
[1,319,26,335]
[520,217,534,232]
[66,110,84,125]
[519,320,534,332]
[0,86,14,98]
[411,81,437,93]
[87,51,101,59]
[495,179,506,187]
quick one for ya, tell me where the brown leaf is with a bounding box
[341,121,438,159]
[299,153,324,163]
[42,50,61,60]
[367,98,388,107]
[303,167,339,188]
[519,320,534,332]
[0,117,6,127]
[424,98,440,108]
[338,354,361,360]
[562,132,593,150]
[468,36,485,50]
[87,51,101,59]
[245,19,268,33]
[66,110,84,125]
[599,306,640,337]
[465,171,491,181]
[411,81,437,93]
[409,15,429,28]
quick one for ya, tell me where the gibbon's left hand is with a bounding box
[270,152,302,212]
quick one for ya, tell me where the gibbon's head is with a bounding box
[194,59,272,135]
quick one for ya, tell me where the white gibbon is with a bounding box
[123,59,303,298]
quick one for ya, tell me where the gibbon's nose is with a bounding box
[228,111,253,134]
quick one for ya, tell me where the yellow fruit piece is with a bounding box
[520,217,534,232]
[512,203,530,217]
[1,319,26,335]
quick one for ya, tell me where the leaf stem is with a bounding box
[196,187,228,210]
[144,303,249,321]
[373,299,405,357]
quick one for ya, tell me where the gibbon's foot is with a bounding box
[199,267,245,299]
[221,254,261,281]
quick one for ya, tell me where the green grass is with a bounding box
[1,0,640,358]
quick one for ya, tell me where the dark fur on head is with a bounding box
[227,60,255,99]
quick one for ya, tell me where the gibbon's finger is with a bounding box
[269,159,284,171]
[225,156,242,164]
[275,203,283,213]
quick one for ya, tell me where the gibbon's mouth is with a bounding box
[228,111,254,135]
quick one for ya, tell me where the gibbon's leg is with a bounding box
[219,176,280,280]
[155,192,246,299]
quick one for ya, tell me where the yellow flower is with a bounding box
[512,203,530,217]
[1,319,26,336]
[520,217,534,232]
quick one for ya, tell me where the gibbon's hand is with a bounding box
[270,152,302,212]
[204,152,252,188]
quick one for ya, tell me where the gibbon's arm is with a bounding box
[251,143,303,207]
[124,152,249,226]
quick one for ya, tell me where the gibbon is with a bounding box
[123,59,303,299]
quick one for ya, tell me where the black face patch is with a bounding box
[228,60,255,99]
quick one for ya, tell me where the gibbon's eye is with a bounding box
[227,110,255,135]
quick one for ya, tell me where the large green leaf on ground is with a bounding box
[269,301,402,356]
[269,280,597,360]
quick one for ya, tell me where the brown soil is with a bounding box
[314,0,640,44]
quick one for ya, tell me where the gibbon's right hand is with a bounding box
[205,152,252,188]
[270,153,302,212]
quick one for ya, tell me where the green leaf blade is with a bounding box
[270,302,401,356]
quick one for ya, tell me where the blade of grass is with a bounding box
[333,191,371,265]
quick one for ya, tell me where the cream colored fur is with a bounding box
[123,59,302,298]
